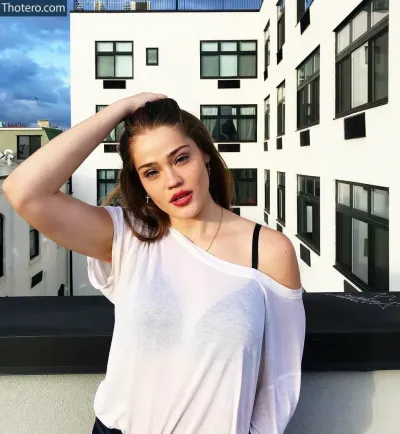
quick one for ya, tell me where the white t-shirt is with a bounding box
[87,206,306,434]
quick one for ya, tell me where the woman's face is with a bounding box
[132,124,211,219]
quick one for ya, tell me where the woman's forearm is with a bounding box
[3,99,129,208]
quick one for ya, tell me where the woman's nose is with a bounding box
[166,169,183,188]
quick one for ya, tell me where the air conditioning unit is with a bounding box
[127,1,150,10]
[94,0,105,10]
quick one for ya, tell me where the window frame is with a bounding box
[200,104,258,143]
[230,169,258,207]
[97,169,119,205]
[264,21,270,75]
[335,0,389,118]
[335,179,389,292]
[296,175,320,253]
[297,0,314,22]
[200,40,258,79]
[16,135,41,160]
[277,81,285,137]
[95,40,134,79]
[264,169,270,214]
[297,46,320,130]
[277,0,286,54]
[277,171,286,226]
[264,96,270,141]
[146,47,159,66]
[29,225,40,261]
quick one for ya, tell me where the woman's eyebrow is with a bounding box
[137,144,190,171]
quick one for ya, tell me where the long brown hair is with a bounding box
[102,98,235,243]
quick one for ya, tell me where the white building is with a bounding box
[70,0,396,294]
[0,161,71,297]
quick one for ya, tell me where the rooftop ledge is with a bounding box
[72,0,264,12]
[1,292,400,375]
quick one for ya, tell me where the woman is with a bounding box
[4,93,306,434]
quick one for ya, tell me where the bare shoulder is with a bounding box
[257,225,302,290]
[224,210,301,290]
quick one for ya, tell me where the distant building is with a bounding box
[0,160,71,297]
[0,120,63,161]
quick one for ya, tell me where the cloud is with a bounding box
[0,50,70,129]
[0,6,72,129]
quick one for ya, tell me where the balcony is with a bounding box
[73,0,264,12]
[1,292,400,433]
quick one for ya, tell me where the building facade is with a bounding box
[70,0,397,293]
[260,0,395,293]
[0,163,71,297]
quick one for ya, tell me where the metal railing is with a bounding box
[73,0,263,12]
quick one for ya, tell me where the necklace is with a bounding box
[206,206,223,252]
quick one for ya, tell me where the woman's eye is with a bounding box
[145,155,189,178]
[177,155,189,163]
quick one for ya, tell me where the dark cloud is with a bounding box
[0,50,70,129]
[0,2,72,129]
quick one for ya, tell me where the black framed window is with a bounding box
[277,172,285,225]
[230,169,257,206]
[146,48,158,65]
[95,41,133,79]
[297,47,320,129]
[277,0,285,54]
[17,135,41,160]
[297,0,313,21]
[264,170,270,213]
[277,81,285,136]
[335,0,388,117]
[200,40,257,79]
[264,22,270,75]
[264,96,270,141]
[31,271,43,289]
[297,175,320,252]
[201,105,257,142]
[97,169,119,205]
[335,180,389,292]
[96,105,124,143]
[29,225,39,260]
[0,214,4,278]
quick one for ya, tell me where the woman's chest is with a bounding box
[115,261,265,353]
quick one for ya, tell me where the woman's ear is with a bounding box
[202,152,210,165]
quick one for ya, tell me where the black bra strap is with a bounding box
[252,223,262,270]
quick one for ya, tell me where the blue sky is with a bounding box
[0,1,72,129]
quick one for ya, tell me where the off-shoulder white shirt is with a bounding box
[87,206,306,434]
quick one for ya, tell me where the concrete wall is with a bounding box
[0,180,70,297]
[0,371,399,433]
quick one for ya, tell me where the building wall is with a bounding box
[71,0,398,295]
[0,129,49,156]
[259,0,398,292]
[0,181,70,297]
[70,11,265,296]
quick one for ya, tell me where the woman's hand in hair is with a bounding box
[120,92,168,116]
